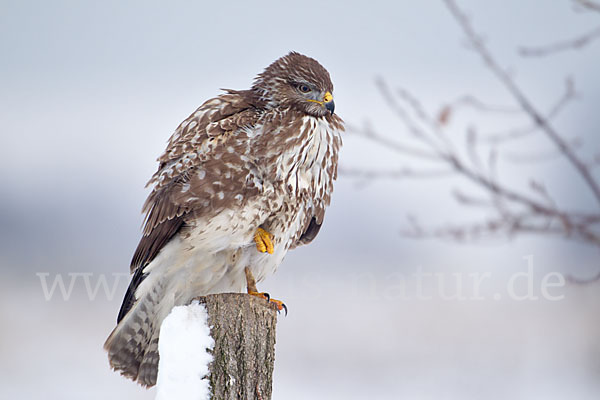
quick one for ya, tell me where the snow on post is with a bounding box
[156,301,214,400]
[155,293,279,400]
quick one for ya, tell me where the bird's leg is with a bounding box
[254,227,274,254]
[244,266,260,295]
[245,266,287,315]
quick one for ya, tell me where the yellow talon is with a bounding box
[248,291,270,301]
[248,291,288,315]
[245,267,287,315]
[254,227,274,254]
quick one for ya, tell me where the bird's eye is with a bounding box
[298,84,311,93]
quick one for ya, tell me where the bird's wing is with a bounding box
[130,91,260,273]
[297,216,322,245]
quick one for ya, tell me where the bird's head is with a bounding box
[252,52,336,117]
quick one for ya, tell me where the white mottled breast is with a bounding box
[280,116,340,194]
[244,116,341,282]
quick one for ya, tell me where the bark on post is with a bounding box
[194,293,278,400]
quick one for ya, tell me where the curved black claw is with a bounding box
[267,298,287,316]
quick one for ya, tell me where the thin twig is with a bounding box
[444,95,522,114]
[339,166,453,180]
[346,122,440,161]
[503,137,582,164]
[483,77,577,144]
[519,26,600,57]
[565,270,600,284]
[576,0,600,13]
[375,78,447,155]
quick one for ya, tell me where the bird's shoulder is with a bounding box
[155,90,262,176]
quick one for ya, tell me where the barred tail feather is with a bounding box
[137,334,161,386]
[103,276,167,387]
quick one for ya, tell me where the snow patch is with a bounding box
[155,301,214,400]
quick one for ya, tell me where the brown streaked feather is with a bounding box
[131,91,262,273]
[154,91,259,171]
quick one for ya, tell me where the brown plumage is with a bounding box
[104,52,344,387]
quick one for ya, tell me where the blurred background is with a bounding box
[1,0,599,399]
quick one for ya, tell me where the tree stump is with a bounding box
[194,293,278,400]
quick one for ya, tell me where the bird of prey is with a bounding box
[104,52,344,387]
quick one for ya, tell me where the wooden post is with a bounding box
[194,293,278,400]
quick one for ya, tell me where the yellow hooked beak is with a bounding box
[308,91,335,115]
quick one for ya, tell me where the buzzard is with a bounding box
[104,52,344,387]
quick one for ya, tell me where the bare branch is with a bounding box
[502,136,583,164]
[443,0,600,206]
[483,77,577,145]
[345,122,440,161]
[375,78,447,154]
[527,179,556,208]
[519,26,600,57]
[466,127,484,172]
[339,166,453,181]
[452,188,495,208]
[576,0,600,13]
[373,87,569,220]
[437,95,522,126]
[565,270,600,284]
[346,0,600,254]
[448,95,522,114]
[402,211,600,247]
[371,78,588,228]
